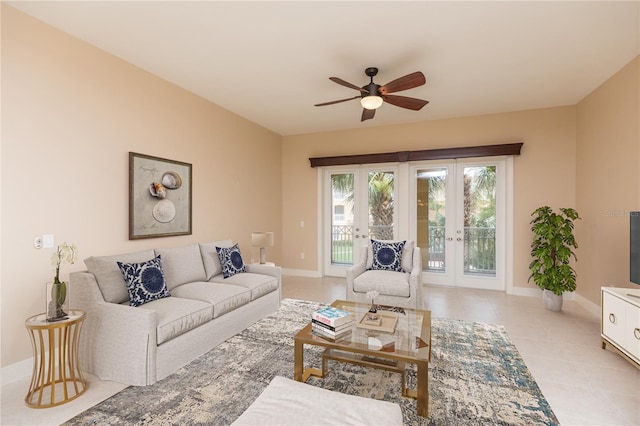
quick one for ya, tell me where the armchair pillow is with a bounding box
[117,255,171,307]
[368,239,405,272]
[367,239,414,272]
[216,243,246,278]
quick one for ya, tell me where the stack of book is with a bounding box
[311,306,353,340]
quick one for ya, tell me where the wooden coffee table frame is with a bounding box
[294,300,431,417]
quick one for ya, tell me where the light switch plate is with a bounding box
[42,234,54,249]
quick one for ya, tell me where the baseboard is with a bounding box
[281,268,322,278]
[508,286,541,298]
[1,357,32,386]
[574,292,601,317]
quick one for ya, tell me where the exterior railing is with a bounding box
[331,224,393,264]
[331,225,354,264]
[425,225,495,275]
[332,224,495,275]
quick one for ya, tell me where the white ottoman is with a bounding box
[232,376,404,426]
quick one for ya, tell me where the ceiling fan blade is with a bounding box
[330,77,369,93]
[382,94,429,111]
[379,72,426,95]
[314,95,360,107]
[361,108,375,122]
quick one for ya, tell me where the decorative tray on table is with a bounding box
[356,310,398,333]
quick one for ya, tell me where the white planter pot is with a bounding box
[542,289,563,311]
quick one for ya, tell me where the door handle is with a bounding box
[457,237,462,242]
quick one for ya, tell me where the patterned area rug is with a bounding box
[65,299,558,425]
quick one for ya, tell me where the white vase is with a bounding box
[542,289,563,312]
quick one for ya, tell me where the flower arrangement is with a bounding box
[48,242,77,321]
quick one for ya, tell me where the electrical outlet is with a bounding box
[300,252,305,259]
[34,236,43,249]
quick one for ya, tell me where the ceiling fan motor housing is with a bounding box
[362,83,381,98]
[363,67,381,97]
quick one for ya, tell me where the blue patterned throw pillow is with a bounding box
[216,243,246,278]
[117,255,171,307]
[369,239,406,272]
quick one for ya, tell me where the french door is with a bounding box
[324,166,399,276]
[411,159,506,290]
[322,158,508,291]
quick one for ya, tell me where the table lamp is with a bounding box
[252,232,274,264]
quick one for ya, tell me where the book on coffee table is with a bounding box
[312,306,353,327]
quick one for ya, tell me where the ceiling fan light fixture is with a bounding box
[360,95,383,110]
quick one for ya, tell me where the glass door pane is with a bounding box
[367,171,395,240]
[462,166,496,277]
[330,173,355,265]
[416,168,447,273]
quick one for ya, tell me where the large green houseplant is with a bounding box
[528,206,580,311]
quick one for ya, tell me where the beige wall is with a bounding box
[575,57,640,304]
[1,6,282,367]
[282,107,577,291]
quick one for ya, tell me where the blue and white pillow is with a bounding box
[216,243,246,278]
[117,255,171,307]
[369,239,406,272]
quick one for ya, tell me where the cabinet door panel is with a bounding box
[602,292,626,344]
[625,302,640,360]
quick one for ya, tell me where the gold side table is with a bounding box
[24,309,86,408]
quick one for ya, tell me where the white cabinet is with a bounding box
[601,287,640,367]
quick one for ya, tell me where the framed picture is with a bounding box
[129,152,192,239]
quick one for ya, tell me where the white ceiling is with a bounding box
[8,1,640,136]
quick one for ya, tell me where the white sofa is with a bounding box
[69,240,280,386]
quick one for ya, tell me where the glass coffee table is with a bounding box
[294,300,431,417]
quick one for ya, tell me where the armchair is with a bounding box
[346,240,423,310]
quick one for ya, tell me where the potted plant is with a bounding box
[528,206,580,311]
[47,242,77,321]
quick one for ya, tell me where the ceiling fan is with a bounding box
[314,67,429,122]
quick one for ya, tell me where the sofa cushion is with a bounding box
[171,281,251,319]
[210,272,278,301]
[369,239,405,272]
[353,270,411,297]
[367,239,414,272]
[232,376,403,426]
[199,240,233,280]
[85,249,156,304]
[216,244,247,278]
[137,296,213,345]
[154,244,207,291]
[117,255,171,307]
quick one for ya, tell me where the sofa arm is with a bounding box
[246,264,281,281]
[70,271,158,385]
[89,302,158,385]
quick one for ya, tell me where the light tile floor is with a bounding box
[2,276,639,425]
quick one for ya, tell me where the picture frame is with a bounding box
[129,152,192,239]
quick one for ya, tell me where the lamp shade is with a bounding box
[252,232,274,248]
[360,95,383,110]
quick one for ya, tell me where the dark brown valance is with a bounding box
[309,142,523,168]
